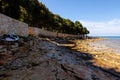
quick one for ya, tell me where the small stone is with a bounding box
[0,48,7,53]
[11,43,18,48]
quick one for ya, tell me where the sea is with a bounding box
[96,36,120,53]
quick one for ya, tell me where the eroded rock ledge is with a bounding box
[0,37,119,80]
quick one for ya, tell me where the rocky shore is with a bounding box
[0,36,120,80]
[72,39,120,78]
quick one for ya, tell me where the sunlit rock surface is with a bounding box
[0,37,119,80]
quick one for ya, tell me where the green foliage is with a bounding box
[0,0,90,35]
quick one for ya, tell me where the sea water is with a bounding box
[97,36,120,53]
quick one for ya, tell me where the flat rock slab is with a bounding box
[0,38,119,80]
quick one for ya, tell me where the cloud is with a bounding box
[79,19,120,36]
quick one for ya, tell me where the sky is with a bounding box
[39,0,120,36]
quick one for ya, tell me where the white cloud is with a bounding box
[80,19,120,36]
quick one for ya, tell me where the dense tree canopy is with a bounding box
[0,0,89,35]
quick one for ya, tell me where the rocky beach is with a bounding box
[0,36,120,80]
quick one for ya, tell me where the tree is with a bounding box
[0,0,90,35]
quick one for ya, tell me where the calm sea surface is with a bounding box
[97,36,120,53]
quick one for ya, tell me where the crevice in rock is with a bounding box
[60,64,84,80]
[61,64,75,74]
[0,73,11,78]
[74,75,83,80]
[100,68,120,78]
[61,64,68,73]
[54,68,59,80]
